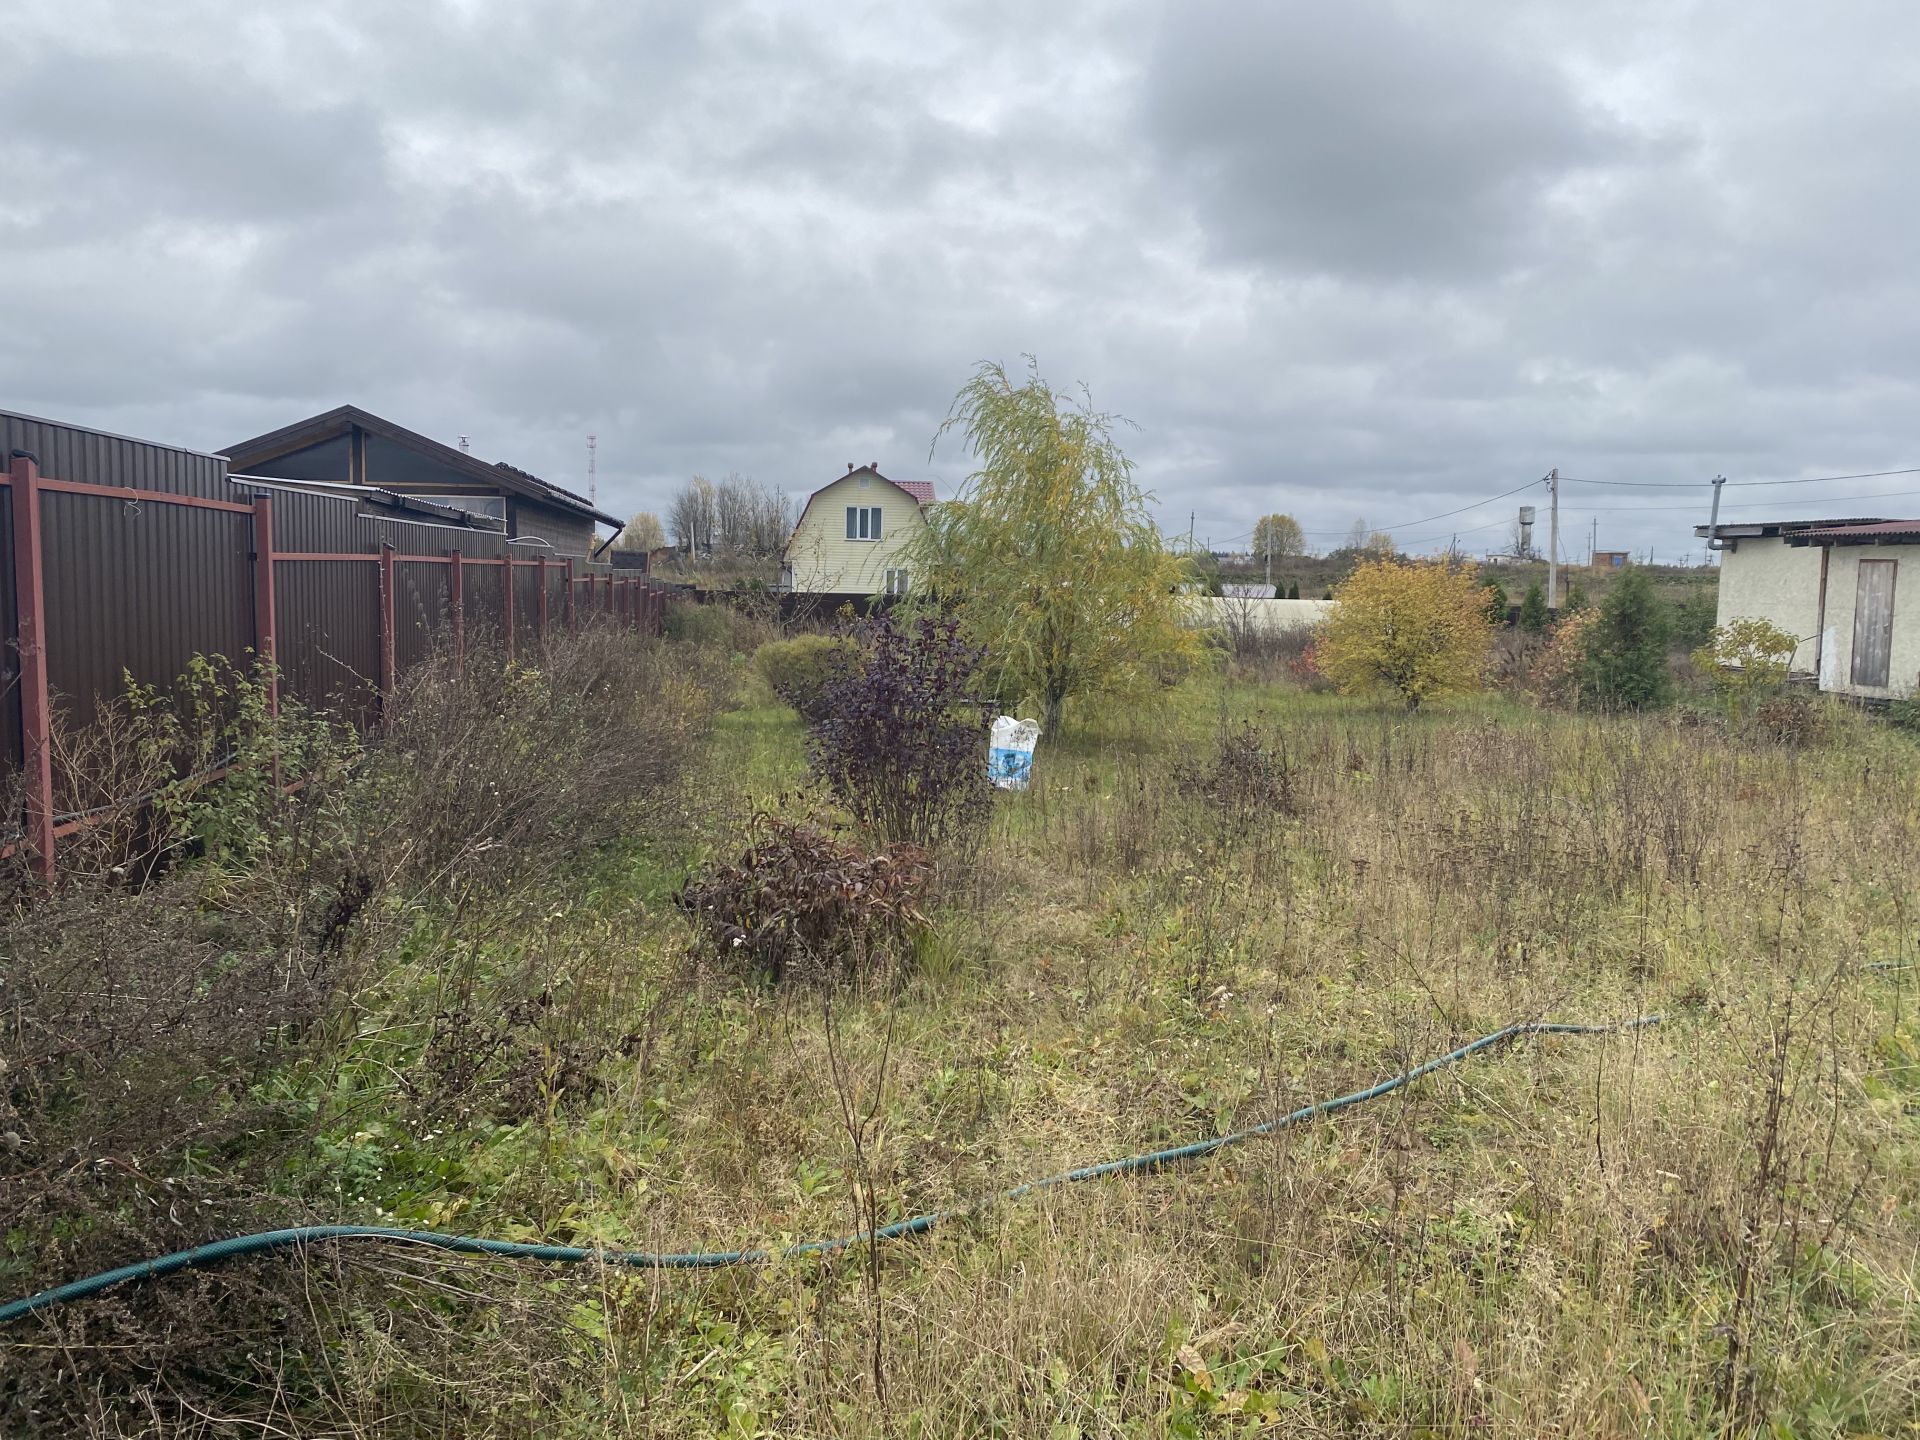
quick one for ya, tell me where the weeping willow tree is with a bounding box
[904,359,1202,735]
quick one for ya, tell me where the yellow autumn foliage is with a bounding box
[1316,557,1495,710]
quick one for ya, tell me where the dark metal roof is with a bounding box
[227,475,508,532]
[1694,517,1889,539]
[1785,519,1920,546]
[220,405,622,527]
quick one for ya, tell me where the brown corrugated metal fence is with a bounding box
[2,410,670,881]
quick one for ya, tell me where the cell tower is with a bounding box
[587,434,597,506]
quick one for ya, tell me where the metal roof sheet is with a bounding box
[1785,518,1920,545]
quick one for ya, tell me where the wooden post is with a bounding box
[449,549,464,674]
[502,557,515,663]
[563,557,576,634]
[378,542,397,721]
[9,452,55,885]
[536,555,549,646]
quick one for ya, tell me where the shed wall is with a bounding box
[1715,537,1826,673]
[1816,546,1917,698]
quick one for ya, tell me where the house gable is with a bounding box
[784,467,930,594]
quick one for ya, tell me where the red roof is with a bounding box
[1787,518,1920,545]
[896,480,935,505]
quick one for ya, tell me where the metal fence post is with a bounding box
[502,557,515,663]
[449,549,464,674]
[251,496,281,791]
[536,555,549,647]
[378,542,397,721]
[9,452,55,885]
[563,557,576,634]
[250,496,278,714]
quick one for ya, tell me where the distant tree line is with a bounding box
[662,474,794,559]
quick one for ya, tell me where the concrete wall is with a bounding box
[1715,536,1826,673]
[785,474,927,592]
[1191,596,1335,634]
[1817,545,1916,698]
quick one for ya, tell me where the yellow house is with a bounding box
[781,464,934,594]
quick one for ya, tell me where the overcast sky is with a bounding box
[6,1,1920,560]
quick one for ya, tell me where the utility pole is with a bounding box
[1589,515,1597,566]
[1188,510,1195,551]
[1264,527,1272,588]
[587,434,598,508]
[1546,467,1560,612]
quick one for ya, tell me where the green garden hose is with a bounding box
[0,1014,1661,1325]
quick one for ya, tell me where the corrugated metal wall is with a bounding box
[41,490,254,731]
[2,411,655,799]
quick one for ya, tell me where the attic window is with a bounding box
[858,474,870,488]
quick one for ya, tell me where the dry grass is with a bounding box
[7,665,1920,1436]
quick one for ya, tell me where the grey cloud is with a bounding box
[1142,0,1630,282]
[4,0,1920,562]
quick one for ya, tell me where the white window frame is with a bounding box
[845,505,883,541]
[885,567,909,595]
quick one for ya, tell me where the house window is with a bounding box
[845,506,883,541]
[1851,559,1896,688]
[885,567,910,595]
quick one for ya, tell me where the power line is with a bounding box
[1569,483,1920,514]
[1563,466,1920,490]
[1390,516,1515,549]
[1296,478,1544,536]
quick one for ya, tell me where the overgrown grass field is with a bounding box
[5,631,1919,1438]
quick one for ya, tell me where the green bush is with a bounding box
[754,634,858,721]
[1483,580,1509,625]
[1670,589,1719,650]
[1518,581,1549,633]
[1579,566,1670,709]
[1694,617,1798,723]
[663,600,735,647]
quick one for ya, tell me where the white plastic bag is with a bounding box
[988,716,1041,791]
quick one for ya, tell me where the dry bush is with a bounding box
[1175,719,1299,832]
[1224,621,1319,687]
[676,816,931,984]
[0,626,723,1436]
[341,630,718,905]
[0,872,335,1432]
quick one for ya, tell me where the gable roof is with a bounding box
[785,465,934,550]
[221,404,622,527]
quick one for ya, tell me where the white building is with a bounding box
[1697,518,1917,698]
[781,464,934,595]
